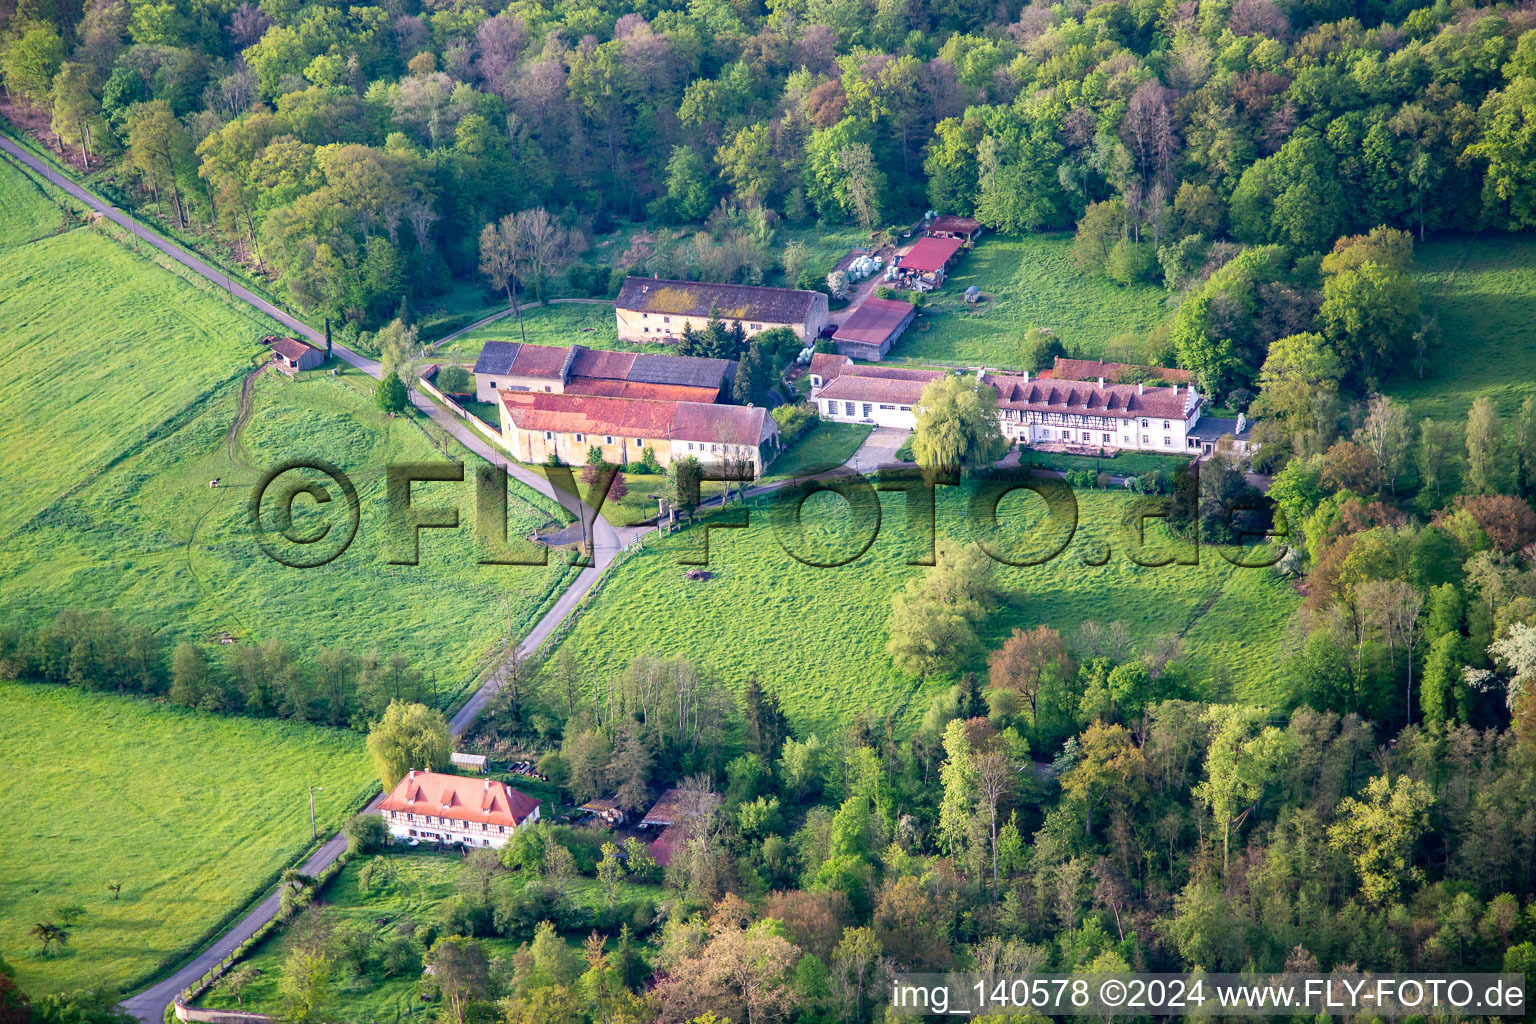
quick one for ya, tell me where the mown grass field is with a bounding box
[0,368,577,690]
[0,162,274,540]
[548,486,1299,733]
[196,850,654,1018]
[1388,234,1536,421]
[0,156,63,251]
[0,681,376,995]
[1018,448,1192,477]
[890,234,1170,368]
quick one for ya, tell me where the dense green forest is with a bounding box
[8,0,1536,344]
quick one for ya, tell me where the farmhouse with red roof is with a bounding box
[378,770,540,848]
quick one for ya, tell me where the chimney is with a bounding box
[484,778,491,789]
[1137,382,1144,395]
[1097,376,1104,388]
[409,770,416,780]
[1022,369,1030,383]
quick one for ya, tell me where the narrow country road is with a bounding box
[0,139,633,1023]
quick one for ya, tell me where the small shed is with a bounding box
[965,286,981,304]
[450,751,487,773]
[266,335,325,373]
[579,797,628,826]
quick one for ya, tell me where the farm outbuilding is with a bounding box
[926,215,983,244]
[897,236,965,290]
[265,336,325,373]
[450,752,487,772]
[831,297,916,361]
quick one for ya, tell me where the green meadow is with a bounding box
[0,681,376,995]
[0,157,575,692]
[432,302,629,361]
[0,157,64,251]
[889,234,1170,369]
[1387,234,1536,421]
[0,368,576,689]
[547,486,1299,733]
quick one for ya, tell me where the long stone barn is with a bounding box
[615,277,829,343]
[497,391,782,476]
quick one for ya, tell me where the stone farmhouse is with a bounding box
[614,277,829,343]
[497,391,781,476]
[471,341,734,404]
[378,770,539,849]
[812,356,1226,455]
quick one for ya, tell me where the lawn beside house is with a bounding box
[0,681,376,996]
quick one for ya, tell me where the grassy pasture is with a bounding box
[1387,234,1536,421]
[0,681,375,995]
[0,218,273,540]
[0,156,63,251]
[546,486,1299,733]
[888,234,1169,369]
[196,851,653,1018]
[0,160,575,689]
[0,369,576,691]
[432,302,628,361]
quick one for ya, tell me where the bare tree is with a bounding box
[974,749,1012,900]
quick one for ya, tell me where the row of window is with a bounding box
[640,313,766,330]
[386,809,508,834]
[1013,411,1174,431]
[1031,428,1173,447]
[824,401,912,417]
[487,380,553,393]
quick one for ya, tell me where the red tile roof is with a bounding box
[898,236,965,273]
[509,344,576,379]
[564,378,720,403]
[809,353,851,382]
[817,373,935,406]
[845,365,947,384]
[269,336,318,362]
[989,374,1196,419]
[617,277,822,322]
[670,402,771,447]
[927,215,981,234]
[1050,357,1194,385]
[569,348,638,381]
[500,393,774,447]
[833,297,915,347]
[379,770,539,828]
[642,788,721,826]
[501,392,676,437]
[647,825,680,866]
